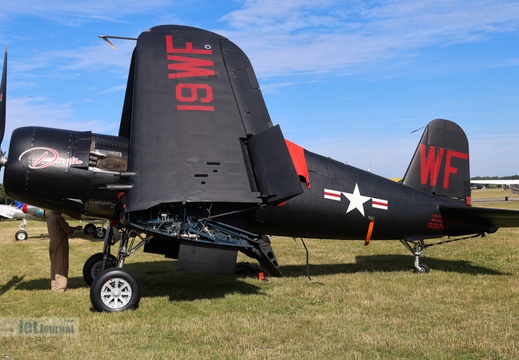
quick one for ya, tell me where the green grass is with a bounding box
[1,197,519,359]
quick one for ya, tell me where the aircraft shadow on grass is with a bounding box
[9,255,505,302]
[11,261,263,302]
[282,254,506,277]
[0,275,25,296]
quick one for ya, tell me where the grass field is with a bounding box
[0,189,518,359]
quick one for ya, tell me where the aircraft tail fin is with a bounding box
[402,119,471,203]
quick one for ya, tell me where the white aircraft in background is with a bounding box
[471,180,519,186]
[0,201,105,240]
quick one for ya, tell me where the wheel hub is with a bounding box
[100,278,132,309]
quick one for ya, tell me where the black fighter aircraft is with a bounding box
[2,26,519,312]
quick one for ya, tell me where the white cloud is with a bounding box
[3,97,118,146]
[217,0,519,79]
[0,0,173,25]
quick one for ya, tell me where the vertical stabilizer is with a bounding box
[403,119,470,202]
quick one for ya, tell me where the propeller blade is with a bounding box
[0,45,7,146]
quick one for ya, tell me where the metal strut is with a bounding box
[399,239,429,273]
[294,237,313,282]
[128,215,284,277]
[399,233,485,273]
[102,222,153,269]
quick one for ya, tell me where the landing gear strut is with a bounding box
[399,239,430,273]
[15,218,28,241]
[399,233,485,273]
[89,223,149,312]
[87,214,283,312]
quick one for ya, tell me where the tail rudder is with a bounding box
[402,119,471,203]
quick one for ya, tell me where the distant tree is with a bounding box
[471,175,519,180]
[0,184,13,204]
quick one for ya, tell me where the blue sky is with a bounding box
[0,0,518,178]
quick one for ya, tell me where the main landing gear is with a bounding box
[83,252,117,286]
[84,215,282,312]
[83,223,107,239]
[83,223,145,312]
[14,218,28,241]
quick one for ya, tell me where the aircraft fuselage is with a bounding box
[4,126,470,242]
[252,149,463,241]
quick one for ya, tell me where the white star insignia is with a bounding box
[342,183,371,216]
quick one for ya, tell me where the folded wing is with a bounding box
[123,25,302,212]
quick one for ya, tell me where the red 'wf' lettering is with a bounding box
[165,35,215,111]
[167,56,215,79]
[420,144,444,187]
[419,144,468,189]
[443,150,469,188]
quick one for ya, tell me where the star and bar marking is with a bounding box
[324,183,389,216]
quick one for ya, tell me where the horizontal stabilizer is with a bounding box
[440,205,519,234]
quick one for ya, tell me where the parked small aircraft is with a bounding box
[471,180,519,186]
[0,201,45,240]
[0,200,106,240]
[2,25,519,312]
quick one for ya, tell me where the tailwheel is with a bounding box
[413,263,430,274]
[399,238,431,274]
[83,252,117,286]
[90,268,141,312]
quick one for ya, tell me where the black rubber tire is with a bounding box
[90,268,141,312]
[413,264,431,274]
[83,223,96,235]
[93,227,107,239]
[15,230,28,241]
[83,252,117,286]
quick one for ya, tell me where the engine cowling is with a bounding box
[4,126,132,219]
